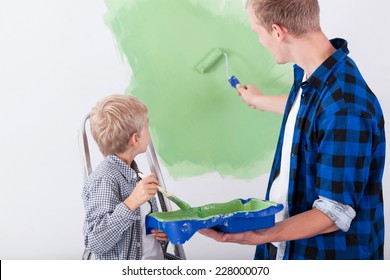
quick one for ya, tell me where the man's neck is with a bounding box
[289,32,336,78]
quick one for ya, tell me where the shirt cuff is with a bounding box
[313,196,356,232]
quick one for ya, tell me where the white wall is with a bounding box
[0,0,389,260]
[0,0,130,259]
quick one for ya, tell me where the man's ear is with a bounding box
[271,24,287,40]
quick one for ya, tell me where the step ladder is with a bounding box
[79,113,186,260]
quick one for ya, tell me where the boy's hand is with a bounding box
[125,173,159,211]
[151,229,168,241]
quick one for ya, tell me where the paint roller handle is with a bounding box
[228,75,240,89]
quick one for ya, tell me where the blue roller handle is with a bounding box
[228,75,240,89]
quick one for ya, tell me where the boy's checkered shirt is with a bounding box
[82,154,160,260]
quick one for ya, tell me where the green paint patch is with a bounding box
[149,198,278,222]
[104,0,292,179]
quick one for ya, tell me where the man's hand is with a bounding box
[236,84,264,110]
[198,228,267,245]
[237,84,288,115]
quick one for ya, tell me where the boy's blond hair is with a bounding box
[246,0,321,37]
[90,94,148,156]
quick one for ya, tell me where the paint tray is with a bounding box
[146,198,283,244]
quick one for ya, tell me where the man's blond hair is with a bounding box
[90,94,148,156]
[246,0,321,37]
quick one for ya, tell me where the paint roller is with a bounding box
[195,48,241,89]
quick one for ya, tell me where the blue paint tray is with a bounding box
[146,198,283,245]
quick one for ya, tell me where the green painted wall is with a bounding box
[104,0,293,179]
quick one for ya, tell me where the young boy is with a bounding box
[82,94,167,260]
[200,0,385,260]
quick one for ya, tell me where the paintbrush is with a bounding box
[138,173,191,210]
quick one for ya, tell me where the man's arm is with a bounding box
[199,208,339,245]
[236,84,288,115]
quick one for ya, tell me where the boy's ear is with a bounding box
[128,133,138,147]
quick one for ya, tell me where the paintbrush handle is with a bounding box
[138,173,190,209]
[138,173,171,197]
[157,186,171,197]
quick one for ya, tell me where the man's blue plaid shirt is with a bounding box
[255,38,385,259]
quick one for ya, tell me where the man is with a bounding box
[200,0,385,259]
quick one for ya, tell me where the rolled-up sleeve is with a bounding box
[313,196,356,232]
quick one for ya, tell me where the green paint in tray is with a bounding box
[146,198,283,244]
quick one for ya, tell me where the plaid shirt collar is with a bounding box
[294,38,349,93]
[107,154,138,183]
